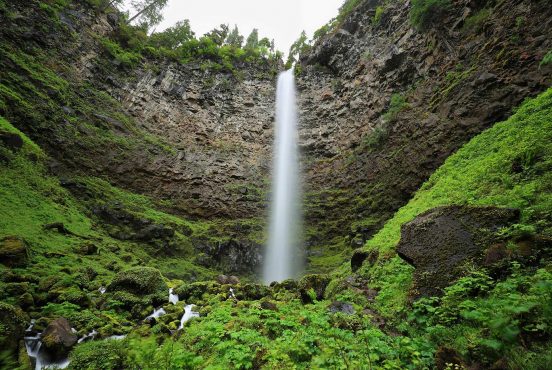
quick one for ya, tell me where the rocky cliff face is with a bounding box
[297,0,552,263]
[1,0,551,273]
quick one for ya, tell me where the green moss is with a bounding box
[410,0,451,31]
[541,49,552,66]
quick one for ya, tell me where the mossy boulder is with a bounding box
[0,236,30,267]
[234,284,271,301]
[174,281,222,303]
[0,302,28,355]
[107,267,167,295]
[396,205,520,297]
[298,274,331,304]
[41,318,78,359]
[0,130,23,151]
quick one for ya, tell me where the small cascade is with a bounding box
[106,335,127,341]
[98,287,106,294]
[78,330,98,344]
[24,320,70,370]
[169,288,179,305]
[229,288,237,300]
[145,307,166,322]
[178,305,199,330]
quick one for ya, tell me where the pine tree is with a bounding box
[127,0,169,29]
[226,25,244,48]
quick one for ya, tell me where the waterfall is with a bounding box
[263,69,302,283]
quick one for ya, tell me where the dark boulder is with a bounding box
[396,206,520,297]
[298,274,331,304]
[0,236,30,267]
[351,249,379,272]
[195,239,262,275]
[135,224,175,242]
[0,130,24,151]
[216,275,240,285]
[260,301,279,311]
[328,301,355,315]
[41,318,78,359]
[235,284,271,301]
[107,267,167,295]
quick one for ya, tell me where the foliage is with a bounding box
[148,20,195,49]
[541,49,552,66]
[462,8,492,33]
[127,0,169,29]
[70,339,127,369]
[336,0,364,25]
[410,0,451,31]
[373,6,385,25]
[285,31,310,69]
[382,93,409,122]
[101,37,142,68]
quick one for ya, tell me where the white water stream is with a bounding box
[263,69,302,283]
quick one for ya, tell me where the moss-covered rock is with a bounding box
[174,281,222,303]
[107,267,167,295]
[0,236,30,267]
[41,317,78,359]
[0,302,28,356]
[298,274,331,304]
[235,284,271,301]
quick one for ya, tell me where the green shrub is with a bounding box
[541,49,552,66]
[382,93,409,122]
[70,340,127,370]
[373,5,385,25]
[410,0,451,30]
[100,38,142,68]
[462,8,491,32]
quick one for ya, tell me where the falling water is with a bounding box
[263,69,302,283]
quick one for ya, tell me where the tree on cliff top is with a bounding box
[127,0,169,29]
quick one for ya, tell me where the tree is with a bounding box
[226,25,244,48]
[205,24,230,47]
[127,0,169,29]
[100,0,124,11]
[245,29,259,50]
[286,31,310,68]
[149,20,195,49]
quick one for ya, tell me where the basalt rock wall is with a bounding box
[297,0,552,258]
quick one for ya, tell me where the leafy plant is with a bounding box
[410,0,451,31]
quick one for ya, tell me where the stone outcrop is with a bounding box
[396,206,520,297]
[41,318,78,358]
[297,0,552,258]
[0,236,30,267]
[108,267,168,295]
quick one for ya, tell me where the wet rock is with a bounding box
[135,224,175,241]
[235,284,271,301]
[328,301,355,315]
[108,267,168,295]
[18,292,34,309]
[41,318,78,359]
[298,274,331,304]
[174,281,221,303]
[0,302,27,355]
[0,130,24,151]
[216,275,240,285]
[0,236,30,267]
[196,239,262,275]
[396,206,520,297]
[77,243,99,255]
[351,249,378,272]
[435,346,464,370]
[260,301,278,311]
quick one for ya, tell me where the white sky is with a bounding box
[123,0,344,54]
